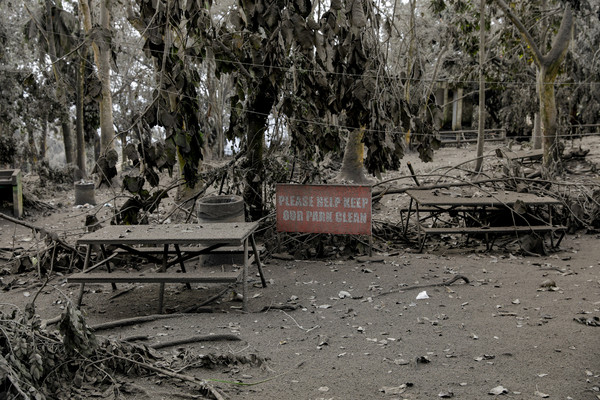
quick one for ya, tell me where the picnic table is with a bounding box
[404,189,566,252]
[69,222,266,313]
[503,149,544,164]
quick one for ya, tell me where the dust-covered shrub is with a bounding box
[0,303,158,399]
[35,160,76,187]
[0,132,17,166]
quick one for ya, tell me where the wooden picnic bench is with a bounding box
[69,222,266,313]
[504,149,544,164]
[405,189,566,252]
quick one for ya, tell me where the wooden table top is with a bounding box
[406,189,561,207]
[77,222,259,246]
[506,149,544,161]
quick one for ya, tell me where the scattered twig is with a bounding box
[377,274,470,297]
[182,285,233,313]
[111,354,227,400]
[31,244,56,307]
[205,360,306,387]
[108,286,137,300]
[281,310,319,332]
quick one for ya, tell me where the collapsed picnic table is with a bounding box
[404,189,566,252]
[504,149,544,165]
[69,222,266,313]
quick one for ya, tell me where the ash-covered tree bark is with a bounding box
[495,0,573,172]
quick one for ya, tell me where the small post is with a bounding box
[77,245,93,307]
[407,162,420,187]
[12,170,23,218]
[242,237,249,312]
[157,244,169,314]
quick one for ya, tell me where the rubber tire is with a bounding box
[197,195,244,223]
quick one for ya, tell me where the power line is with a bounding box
[5,19,600,87]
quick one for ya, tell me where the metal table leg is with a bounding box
[250,235,267,288]
[76,245,93,307]
[242,237,249,312]
[157,244,168,314]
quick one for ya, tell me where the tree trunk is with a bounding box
[442,84,450,127]
[451,88,463,131]
[538,67,561,168]
[75,53,87,180]
[93,132,101,162]
[244,82,274,221]
[45,0,74,165]
[474,0,486,173]
[245,115,266,221]
[41,113,48,160]
[404,0,416,103]
[27,125,38,168]
[61,122,74,166]
[495,0,573,171]
[532,113,542,149]
[79,0,116,155]
[337,127,372,184]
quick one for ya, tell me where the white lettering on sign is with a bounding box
[343,197,370,209]
[278,195,369,210]
[278,195,314,207]
[316,196,342,208]
[282,210,304,221]
[306,211,333,222]
[335,212,368,224]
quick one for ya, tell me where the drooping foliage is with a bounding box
[128,0,206,188]
[127,0,410,219]
[281,0,406,175]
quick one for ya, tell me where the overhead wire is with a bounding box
[4,19,600,87]
[3,15,600,138]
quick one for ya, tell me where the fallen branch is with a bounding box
[151,334,242,350]
[0,212,80,255]
[372,177,500,198]
[112,354,226,400]
[122,334,150,342]
[259,304,301,312]
[91,313,188,331]
[182,285,232,313]
[41,315,62,328]
[377,274,470,297]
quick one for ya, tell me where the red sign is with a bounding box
[276,184,372,235]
